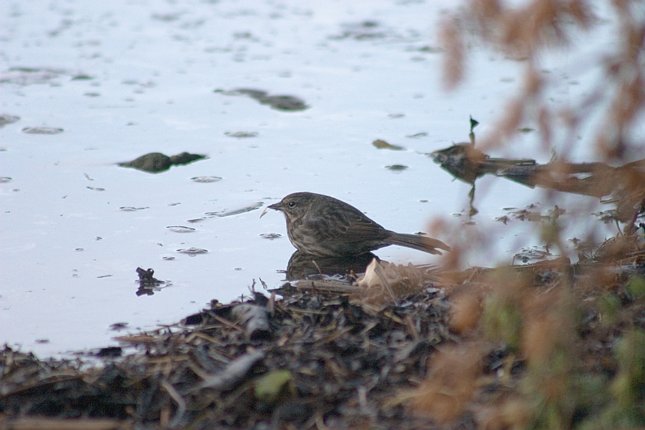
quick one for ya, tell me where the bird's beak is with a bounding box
[260,201,282,218]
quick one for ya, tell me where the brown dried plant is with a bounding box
[357,259,438,306]
[403,343,487,424]
[412,4,643,418]
[441,0,644,160]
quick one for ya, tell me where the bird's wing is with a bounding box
[303,209,388,244]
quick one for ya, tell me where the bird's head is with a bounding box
[262,192,316,220]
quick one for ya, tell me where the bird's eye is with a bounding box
[287,201,296,208]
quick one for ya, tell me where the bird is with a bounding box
[262,192,450,257]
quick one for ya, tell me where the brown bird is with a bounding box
[263,192,450,257]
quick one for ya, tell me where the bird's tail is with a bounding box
[385,232,451,255]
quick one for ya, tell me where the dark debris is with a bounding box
[2,250,643,429]
[119,152,206,173]
[0,287,449,429]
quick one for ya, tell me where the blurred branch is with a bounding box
[441,0,645,160]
